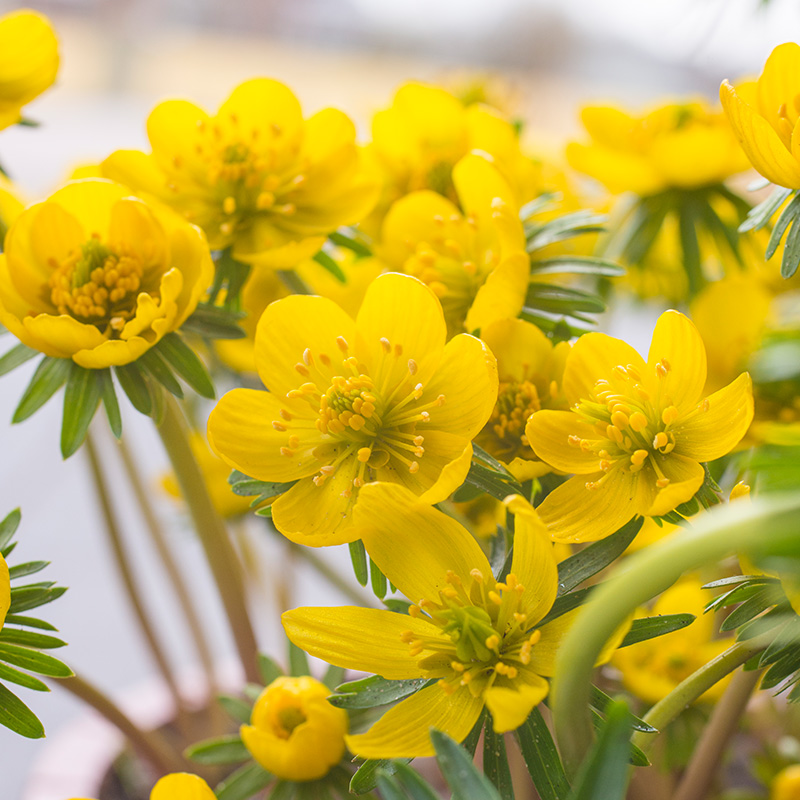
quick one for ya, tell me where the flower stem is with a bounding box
[85,432,189,732]
[156,395,260,684]
[672,666,762,800]
[54,673,188,776]
[549,494,800,778]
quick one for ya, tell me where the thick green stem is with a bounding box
[85,433,189,731]
[55,673,188,775]
[549,495,800,777]
[156,395,260,684]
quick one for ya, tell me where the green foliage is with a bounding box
[313,249,347,282]
[228,470,296,508]
[185,734,250,765]
[329,675,431,709]
[215,763,273,800]
[618,614,696,647]
[206,248,252,311]
[453,444,524,503]
[432,729,502,800]
[514,708,570,800]
[183,303,246,340]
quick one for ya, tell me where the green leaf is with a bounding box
[589,709,649,765]
[557,517,643,595]
[322,663,346,691]
[0,644,73,677]
[0,662,49,691]
[765,192,800,259]
[539,587,593,626]
[0,628,66,649]
[515,708,570,800]
[618,614,696,648]
[183,303,246,340]
[350,758,410,795]
[156,332,216,399]
[375,772,408,800]
[139,349,184,398]
[312,250,347,282]
[589,685,655,733]
[370,558,387,599]
[114,363,152,416]
[483,725,514,799]
[529,256,625,277]
[392,762,440,800]
[678,206,703,297]
[329,229,372,257]
[349,539,369,587]
[566,700,634,800]
[97,369,122,439]
[288,640,309,677]
[61,363,103,458]
[739,185,793,233]
[0,682,45,738]
[0,508,21,551]
[8,585,66,614]
[432,729,501,800]
[781,200,800,278]
[463,462,524,503]
[218,694,253,724]
[525,283,606,315]
[0,343,38,377]
[13,356,71,423]
[720,588,778,632]
[3,615,57,632]
[330,676,430,709]
[185,734,250,765]
[269,780,297,800]
[258,653,284,686]
[215,762,273,800]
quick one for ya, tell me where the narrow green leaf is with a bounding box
[766,192,800,258]
[8,585,67,614]
[589,686,655,733]
[529,256,625,277]
[139,349,183,398]
[185,734,250,765]
[329,229,372,257]
[3,615,57,632]
[114,363,152,416]
[148,375,166,424]
[618,614,695,648]
[678,207,703,297]
[330,676,430,709]
[515,708,570,800]
[322,663,346,691]
[0,628,66,649]
[13,356,71,423]
[539,587,593,626]
[218,694,253,724]
[61,363,103,458]
[739,186,793,233]
[525,283,606,314]
[589,709,649,765]
[370,558,387,599]
[97,368,122,439]
[557,517,642,595]
[269,780,297,800]
[312,250,347,282]
[183,303,246,340]
[375,773,408,800]
[393,762,440,800]
[483,725,515,799]
[0,662,49,691]
[258,653,284,686]
[781,202,800,278]
[0,644,73,677]
[0,682,45,738]
[432,729,501,800]
[350,758,410,795]
[156,332,216,399]
[349,539,369,586]
[215,762,272,800]
[0,509,21,551]
[0,343,37,377]
[288,640,309,677]
[464,462,524,503]
[720,588,777,632]
[702,575,769,590]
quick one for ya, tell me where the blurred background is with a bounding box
[1,0,800,796]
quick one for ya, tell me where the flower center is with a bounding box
[402,570,542,698]
[485,379,542,460]
[775,94,800,147]
[273,335,446,496]
[275,706,307,739]
[48,237,146,334]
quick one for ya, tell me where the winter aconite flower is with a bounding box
[208,272,498,546]
[771,766,800,800]
[241,676,348,781]
[0,173,24,243]
[283,484,626,757]
[721,43,800,189]
[0,9,59,131]
[102,79,378,269]
[70,773,216,800]
[0,552,9,631]
[526,310,754,542]
[379,153,529,339]
[0,179,213,368]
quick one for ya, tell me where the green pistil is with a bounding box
[441,606,498,663]
[73,239,113,289]
[277,706,306,736]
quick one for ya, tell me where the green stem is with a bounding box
[549,494,800,778]
[672,667,762,800]
[277,269,312,295]
[85,433,189,732]
[156,395,260,684]
[55,673,188,775]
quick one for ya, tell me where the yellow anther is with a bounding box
[513,612,527,623]
[612,365,628,379]
[408,359,418,375]
[357,447,372,463]
[349,414,366,431]
[295,363,309,376]
[380,337,391,352]
[634,384,651,400]
[413,435,424,446]
[485,634,501,651]
[585,481,601,490]
[272,421,287,432]
[606,425,624,444]
[656,477,670,489]
[612,403,632,416]
[409,461,420,474]
[220,221,234,236]
[451,661,465,672]
[280,447,294,457]
[611,411,629,429]
[700,398,710,412]
[288,435,300,449]
[488,591,502,605]
[599,459,611,472]
[655,361,669,378]
[409,604,422,618]
[653,432,669,449]
[223,196,237,215]
[568,434,582,447]
[256,191,275,209]
[629,412,648,432]
[319,465,335,475]
[438,680,456,696]
[625,364,642,381]
[662,406,679,425]
[470,569,484,583]
[336,336,349,352]
[413,383,424,399]
[549,380,559,398]
[630,449,648,466]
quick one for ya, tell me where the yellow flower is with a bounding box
[69,772,216,800]
[526,311,754,542]
[0,173,24,243]
[241,675,347,781]
[283,484,626,757]
[772,765,800,800]
[0,9,59,131]
[721,44,800,189]
[566,100,750,195]
[0,552,9,631]
[379,153,529,339]
[207,272,498,546]
[0,179,213,368]
[102,79,378,269]
[614,577,732,705]
[476,317,570,481]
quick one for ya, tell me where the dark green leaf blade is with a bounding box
[114,363,152,416]
[0,509,21,551]
[215,762,272,800]
[0,644,73,677]
[514,708,570,800]
[432,729,501,800]
[97,368,122,439]
[156,332,216,399]
[618,613,696,648]
[185,734,250,765]
[483,725,515,799]
[0,343,38,377]
[0,682,45,738]
[13,356,71,423]
[61,363,103,458]
[330,676,430,709]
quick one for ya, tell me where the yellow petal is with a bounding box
[73,335,152,369]
[101,150,172,201]
[414,433,474,504]
[146,100,210,168]
[207,388,321,482]
[481,317,557,383]
[756,43,800,144]
[536,471,638,543]
[565,142,663,196]
[47,179,130,239]
[580,106,636,148]
[465,251,529,333]
[645,454,705,517]
[0,553,9,630]
[108,197,169,273]
[672,373,754,462]
[720,80,800,189]
[22,312,107,359]
[485,676,549,733]
[526,410,600,474]
[452,152,519,221]
[254,293,356,398]
[354,482,492,603]
[647,310,707,411]
[150,773,216,800]
[346,683,483,759]
[282,606,435,679]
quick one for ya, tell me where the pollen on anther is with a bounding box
[280,447,294,457]
[279,408,292,420]
[272,421,287,431]
[656,477,670,489]
[408,358,418,375]
[336,336,349,352]
[379,337,391,353]
[357,447,371,463]
[409,461,420,474]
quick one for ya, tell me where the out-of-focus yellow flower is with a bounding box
[208,272,498,546]
[283,485,627,756]
[70,772,216,800]
[441,70,521,118]
[476,318,570,481]
[527,311,754,542]
[241,675,348,782]
[102,79,378,269]
[721,44,800,189]
[379,153,529,339]
[162,431,253,518]
[614,577,732,705]
[451,493,505,540]
[0,173,24,244]
[567,100,750,195]
[772,765,800,799]
[0,10,59,131]
[0,552,9,631]
[0,179,213,368]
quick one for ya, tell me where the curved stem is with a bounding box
[85,433,189,731]
[54,673,188,776]
[672,667,762,800]
[156,395,260,684]
[549,494,800,777]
